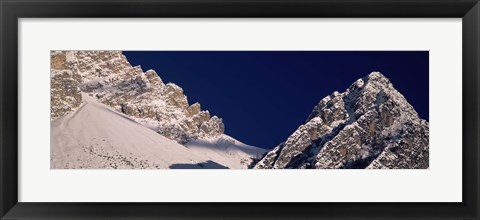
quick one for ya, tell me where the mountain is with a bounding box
[50,51,265,169]
[51,51,223,143]
[51,51,428,169]
[254,72,429,169]
[51,93,264,169]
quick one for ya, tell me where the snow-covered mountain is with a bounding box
[51,51,224,143]
[50,51,265,169]
[254,72,429,169]
[51,51,428,169]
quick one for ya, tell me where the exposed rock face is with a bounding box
[254,72,429,169]
[51,51,82,119]
[50,51,225,143]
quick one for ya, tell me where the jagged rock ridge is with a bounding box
[254,72,429,169]
[51,51,224,144]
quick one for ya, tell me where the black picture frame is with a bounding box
[1,0,479,219]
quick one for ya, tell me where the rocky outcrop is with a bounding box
[254,72,429,169]
[50,51,225,143]
[51,51,82,119]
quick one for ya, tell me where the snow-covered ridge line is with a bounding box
[51,50,266,169]
[51,93,265,169]
[51,50,224,144]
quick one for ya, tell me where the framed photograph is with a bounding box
[1,0,479,219]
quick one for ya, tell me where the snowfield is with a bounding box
[185,135,266,169]
[51,93,265,169]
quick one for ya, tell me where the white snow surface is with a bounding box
[51,93,265,169]
[185,135,266,169]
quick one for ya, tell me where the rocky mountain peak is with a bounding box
[145,69,164,86]
[255,72,428,169]
[366,71,389,82]
[50,51,225,144]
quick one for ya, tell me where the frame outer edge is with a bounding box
[0,0,6,218]
[0,0,3,215]
[463,2,480,219]
[477,3,479,218]
[1,0,20,219]
[2,0,480,219]
[473,2,479,219]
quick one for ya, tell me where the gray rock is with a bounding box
[50,51,225,144]
[50,51,82,119]
[254,72,429,169]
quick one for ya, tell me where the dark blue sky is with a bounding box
[123,51,429,149]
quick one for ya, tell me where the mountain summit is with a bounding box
[51,51,427,169]
[254,72,429,169]
[51,51,224,143]
[50,51,265,169]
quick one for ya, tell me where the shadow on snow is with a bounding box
[169,160,229,169]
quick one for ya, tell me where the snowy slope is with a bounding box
[185,135,266,169]
[50,51,225,144]
[51,93,264,169]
